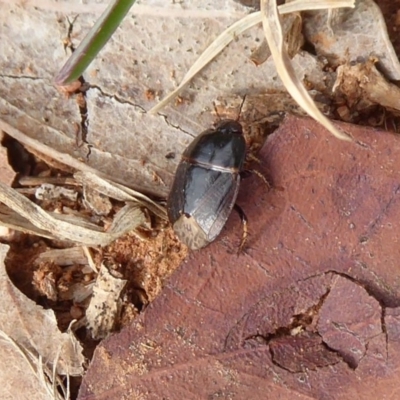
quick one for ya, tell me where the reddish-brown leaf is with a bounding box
[79,116,400,399]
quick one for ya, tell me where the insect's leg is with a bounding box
[246,153,261,164]
[240,169,270,189]
[233,204,248,254]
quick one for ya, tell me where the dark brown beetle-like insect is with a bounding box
[167,117,251,251]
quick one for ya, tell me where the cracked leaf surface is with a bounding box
[79,116,400,399]
[1,0,332,196]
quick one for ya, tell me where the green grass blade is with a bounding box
[55,0,136,85]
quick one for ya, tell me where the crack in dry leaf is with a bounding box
[0,74,44,81]
[353,261,399,306]
[242,287,330,338]
[363,184,400,237]
[317,271,389,369]
[75,90,91,159]
[227,270,392,372]
[63,14,79,54]
[381,307,389,363]
[63,17,92,160]
[160,113,193,137]
[78,85,147,162]
[85,84,194,139]
[289,205,314,230]
[89,85,147,112]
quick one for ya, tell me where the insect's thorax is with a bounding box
[183,128,246,171]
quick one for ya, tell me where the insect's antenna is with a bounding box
[236,95,247,122]
[213,101,221,122]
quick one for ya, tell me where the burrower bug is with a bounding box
[167,99,267,251]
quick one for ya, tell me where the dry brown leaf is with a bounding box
[0,330,66,400]
[250,13,303,65]
[150,1,354,114]
[0,244,84,377]
[1,1,355,200]
[333,59,400,112]
[35,184,78,202]
[86,263,127,340]
[0,204,59,240]
[0,142,15,187]
[74,172,166,219]
[303,0,400,80]
[260,0,350,141]
[34,247,88,267]
[0,141,17,240]
[79,116,400,399]
[82,186,112,216]
[0,180,146,246]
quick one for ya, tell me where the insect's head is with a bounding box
[214,120,243,135]
[213,95,246,135]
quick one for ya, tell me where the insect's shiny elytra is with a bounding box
[167,120,247,250]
